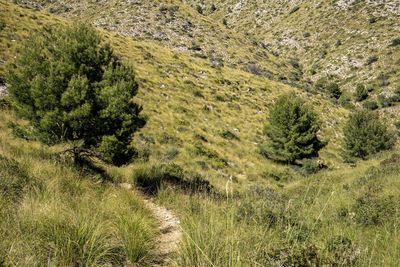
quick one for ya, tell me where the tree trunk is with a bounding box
[73,146,82,165]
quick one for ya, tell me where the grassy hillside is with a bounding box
[9,0,305,87]
[184,0,400,95]
[0,0,350,190]
[1,1,400,266]
[20,0,400,98]
[0,110,156,265]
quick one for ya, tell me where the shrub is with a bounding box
[220,129,239,140]
[7,23,145,166]
[395,121,400,132]
[353,194,397,226]
[7,121,34,140]
[362,100,378,110]
[300,159,326,175]
[354,84,368,101]
[289,6,300,14]
[327,236,359,265]
[0,97,11,110]
[377,94,393,107]
[377,73,390,87]
[343,110,395,158]
[326,82,342,99]
[267,243,320,266]
[196,5,203,14]
[366,55,378,65]
[390,37,400,47]
[339,94,354,109]
[262,94,324,164]
[133,163,185,193]
[133,163,212,194]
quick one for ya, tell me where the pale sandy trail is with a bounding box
[120,183,182,266]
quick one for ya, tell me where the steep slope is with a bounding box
[2,2,400,266]
[185,0,400,96]
[0,111,157,265]
[0,0,347,190]
[10,0,302,86]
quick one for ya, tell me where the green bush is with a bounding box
[354,84,368,102]
[262,94,324,164]
[133,163,185,193]
[353,195,397,226]
[7,23,145,166]
[377,94,393,107]
[339,94,354,109]
[326,83,342,99]
[300,159,325,175]
[327,236,359,265]
[343,110,395,158]
[0,97,11,110]
[362,100,378,110]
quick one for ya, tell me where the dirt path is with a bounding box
[120,183,182,266]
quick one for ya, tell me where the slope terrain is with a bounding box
[185,0,400,95]
[0,0,348,190]
[1,1,400,266]
[10,0,301,86]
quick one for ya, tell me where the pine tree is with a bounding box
[7,23,145,166]
[261,94,324,164]
[343,110,395,159]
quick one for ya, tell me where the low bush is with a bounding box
[300,159,326,175]
[362,100,378,110]
[327,236,359,266]
[353,194,397,226]
[354,84,368,102]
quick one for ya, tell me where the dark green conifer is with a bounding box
[343,110,395,159]
[7,23,145,165]
[261,94,324,164]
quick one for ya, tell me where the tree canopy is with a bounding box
[7,23,145,165]
[343,109,395,159]
[261,94,324,164]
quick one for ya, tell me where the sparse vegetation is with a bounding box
[1,1,400,266]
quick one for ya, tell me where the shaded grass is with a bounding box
[0,111,156,266]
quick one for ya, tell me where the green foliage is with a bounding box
[362,100,378,110]
[7,23,145,165]
[262,94,324,164]
[327,236,359,266]
[0,97,11,110]
[339,94,354,109]
[132,163,212,194]
[354,84,368,102]
[353,194,397,226]
[327,82,342,99]
[300,159,325,175]
[343,110,395,158]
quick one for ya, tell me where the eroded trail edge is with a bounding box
[120,183,182,266]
